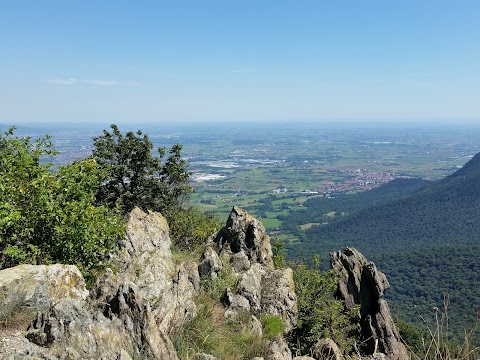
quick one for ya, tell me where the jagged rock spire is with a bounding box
[330,248,408,360]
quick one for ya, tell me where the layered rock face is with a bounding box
[330,248,408,360]
[97,207,199,333]
[26,282,178,359]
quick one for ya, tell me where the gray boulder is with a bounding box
[0,264,88,321]
[222,288,251,316]
[330,248,407,360]
[267,335,293,360]
[248,314,263,336]
[237,263,266,311]
[198,246,222,277]
[261,268,297,332]
[194,354,218,360]
[311,338,343,360]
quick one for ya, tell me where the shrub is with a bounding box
[0,128,125,276]
[271,239,287,269]
[260,314,286,339]
[201,262,238,300]
[287,255,358,356]
[168,207,221,251]
[172,294,268,360]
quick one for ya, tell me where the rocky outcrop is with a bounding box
[110,207,198,332]
[267,335,293,360]
[201,207,298,333]
[214,206,274,270]
[330,248,407,360]
[0,264,88,321]
[1,207,410,360]
[198,246,222,277]
[261,268,297,332]
[3,207,200,359]
[26,282,178,359]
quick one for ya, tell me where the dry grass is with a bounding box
[171,293,268,360]
[0,306,36,333]
[405,295,479,360]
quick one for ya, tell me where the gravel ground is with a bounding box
[0,310,48,359]
[0,328,47,358]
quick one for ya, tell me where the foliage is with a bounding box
[283,155,480,339]
[168,207,221,251]
[271,239,288,269]
[304,156,480,253]
[375,246,480,340]
[172,293,268,360]
[396,319,424,356]
[0,128,125,275]
[288,255,358,356]
[200,262,238,301]
[93,124,193,215]
[260,314,286,340]
[409,301,480,360]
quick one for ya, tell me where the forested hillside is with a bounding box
[280,177,430,239]
[374,246,480,337]
[305,153,480,252]
[285,153,480,339]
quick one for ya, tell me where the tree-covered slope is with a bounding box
[305,153,480,253]
[289,153,480,340]
[279,177,430,240]
[372,246,480,338]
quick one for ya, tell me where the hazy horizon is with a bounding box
[4,118,480,132]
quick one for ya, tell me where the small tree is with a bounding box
[92,124,193,215]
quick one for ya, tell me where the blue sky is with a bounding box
[1,1,479,124]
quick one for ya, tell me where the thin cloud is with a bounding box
[83,79,119,86]
[48,78,79,85]
[48,78,119,86]
[230,68,268,73]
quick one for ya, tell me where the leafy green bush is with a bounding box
[168,207,221,251]
[271,239,287,269]
[396,319,424,356]
[200,262,238,300]
[0,128,125,276]
[287,255,358,356]
[260,315,286,339]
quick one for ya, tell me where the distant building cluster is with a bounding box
[314,170,410,193]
